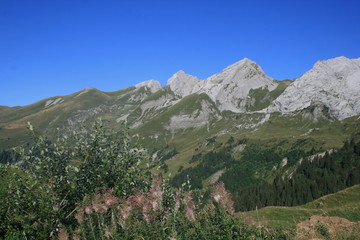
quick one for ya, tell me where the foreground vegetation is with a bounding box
[0,121,290,239]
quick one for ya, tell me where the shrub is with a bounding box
[1,120,153,239]
[72,178,286,240]
[1,119,292,239]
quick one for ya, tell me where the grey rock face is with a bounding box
[167,70,201,97]
[268,56,360,119]
[135,80,162,93]
[196,58,278,112]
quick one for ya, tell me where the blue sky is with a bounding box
[1,0,360,107]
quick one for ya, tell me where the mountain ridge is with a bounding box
[267,56,360,119]
[0,56,359,151]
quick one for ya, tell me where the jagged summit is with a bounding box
[197,58,278,112]
[1,55,360,152]
[314,56,360,70]
[268,56,360,119]
[206,58,270,84]
[167,70,200,97]
[221,58,257,70]
[135,80,162,93]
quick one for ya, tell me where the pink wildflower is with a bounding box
[149,176,163,200]
[174,190,181,212]
[84,205,93,215]
[95,193,101,200]
[151,176,162,188]
[151,199,160,211]
[129,194,145,208]
[150,188,163,198]
[104,195,119,207]
[93,203,108,213]
[142,200,152,214]
[183,192,195,208]
[72,233,80,240]
[57,228,69,240]
[102,204,109,212]
[185,207,196,222]
[75,213,84,223]
[120,204,132,220]
[211,182,234,214]
[142,213,151,224]
[183,192,196,222]
[213,194,221,203]
[104,228,113,238]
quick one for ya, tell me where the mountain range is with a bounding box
[1,56,360,180]
[1,56,360,236]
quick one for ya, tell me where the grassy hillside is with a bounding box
[244,184,360,229]
[0,87,151,149]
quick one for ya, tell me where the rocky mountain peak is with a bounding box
[225,57,256,68]
[135,80,162,93]
[268,56,360,120]
[309,56,360,78]
[218,58,266,78]
[167,70,200,97]
[205,58,271,85]
[198,58,278,112]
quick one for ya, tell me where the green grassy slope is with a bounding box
[244,184,360,229]
[0,87,146,149]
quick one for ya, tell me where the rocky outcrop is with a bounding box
[167,70,200,97]
[165,99,222,131]
[195,58,278,112]
[268,57,360,120]
[135,80,162,93]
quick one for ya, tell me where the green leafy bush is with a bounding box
[1,120,153,239]
[0,120,292,239]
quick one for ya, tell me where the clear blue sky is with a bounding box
[1,0,360,107]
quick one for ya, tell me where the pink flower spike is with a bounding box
[213,194,221,203]
[58,228,69,240]
[84,206,93,215]
[75,213,84,223]
[104,196,119,207]
[185,207,196,222]
[120,204,132,220]
[104,229,113,238]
